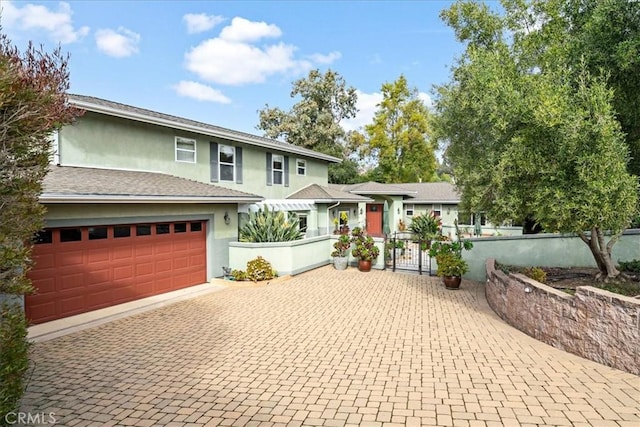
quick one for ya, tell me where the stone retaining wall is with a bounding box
[485,258,639,375]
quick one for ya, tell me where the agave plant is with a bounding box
[239,206,304,242]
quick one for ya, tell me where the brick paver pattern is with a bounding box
[21,266,640,426]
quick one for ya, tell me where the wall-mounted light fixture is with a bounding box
[353,208,357,215]
[397,207,400,215]
[223,211,231,225]
[360,207,363,215]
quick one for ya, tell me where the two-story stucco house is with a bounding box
[26,95,364,324]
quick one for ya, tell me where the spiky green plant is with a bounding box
[239,206,304,242]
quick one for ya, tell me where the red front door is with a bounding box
[366,204,383,236]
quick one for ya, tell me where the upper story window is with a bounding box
[219,144,235,181]
[432,204,442,217]
[266,153,289,187]
[272,154,284,185]
[175,137,196,163]
[296,159,306,176]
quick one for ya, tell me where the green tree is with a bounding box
[435,0,639,280]
[355,75,436,183]
[257,69,359,183]
[0,34,82,418]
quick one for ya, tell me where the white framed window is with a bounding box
[273,154,284,185]
[405,204,414,216]
[175,137,196,163]
[219,144,235,181]
[298,214,308,233]
[432,204,442,217]
[296,159,307,176]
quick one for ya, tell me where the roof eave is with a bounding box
[39,194,264,204]
[70,99,342,164]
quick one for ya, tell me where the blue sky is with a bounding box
[1,0,467,136]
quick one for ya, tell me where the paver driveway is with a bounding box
[20,266,640,426]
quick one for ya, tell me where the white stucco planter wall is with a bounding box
[229,236,331,276]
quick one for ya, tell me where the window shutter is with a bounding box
[284,155,290,187]
[210,142,218,182]
[266,153,272,186]
[236,147,243,184]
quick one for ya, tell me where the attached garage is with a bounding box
[26,221,206,324]
[30,166,262,325]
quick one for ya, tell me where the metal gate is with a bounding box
[386,232,433,275]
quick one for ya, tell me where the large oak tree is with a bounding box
[435,0,638,280]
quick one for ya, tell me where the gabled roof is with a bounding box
[329,181,417,196]
[396,182,460,203]
[40,166,263,204]
[68,94,341,164]
[287,183,372,203]
[328,181,460,203]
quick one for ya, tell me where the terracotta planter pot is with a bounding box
[443,275,462,290]
[358,259,372,272]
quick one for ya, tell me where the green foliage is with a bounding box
[435,0,639,279]
[618,260,640,273]
[239,206,304,242]
[523,267,547,284]
[0,34,81,418]
[428,239,473,260]
[434,252,469,277]
[1,302,31,419]
[231,269,247,281]
[352,75,437,183]
[245,257,278,282]
[350,227,380,261]
[331,235,351,258]
[408,212,442,241]
[328,159,361,184]
[257,69,357,159]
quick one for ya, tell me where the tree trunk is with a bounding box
[578,227,621,281]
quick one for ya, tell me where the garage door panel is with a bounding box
[58,251,85,266]
[26,221,207,324]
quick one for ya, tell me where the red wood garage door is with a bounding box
[26,221,207,324]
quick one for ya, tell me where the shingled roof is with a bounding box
[40,166,262,203]
[328,181,460,203]
[69,94,341,164]
[287,184,372,203]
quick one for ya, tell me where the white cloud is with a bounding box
[343,90,434,132]
[184,16,336,86]
[1,0,89,44]
[219,17,281,42]
[343,90,383,132]
[183,13,225,34]
[308,51,341,65]
[418,92,433,109]
[95,27,140,58]
[173,81,231,104]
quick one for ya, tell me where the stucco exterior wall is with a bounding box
[59,112,329,198]
[464,230,640,282]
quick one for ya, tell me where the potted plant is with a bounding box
[339,211,350,235]
[428,239,473,289]
[409,211,442,249]
[351,227,380,272]
[331,234,351,270]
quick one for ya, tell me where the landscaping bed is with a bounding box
[497,263,640,298]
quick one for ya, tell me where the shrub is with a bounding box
[408,211,442,241]
[245,256,278,282]
[239,206,303,242]
[0,303,31,420]
[524,267,547,283]
[618,259,640,273]
[350,227,380,261]
[231,269,247,281]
